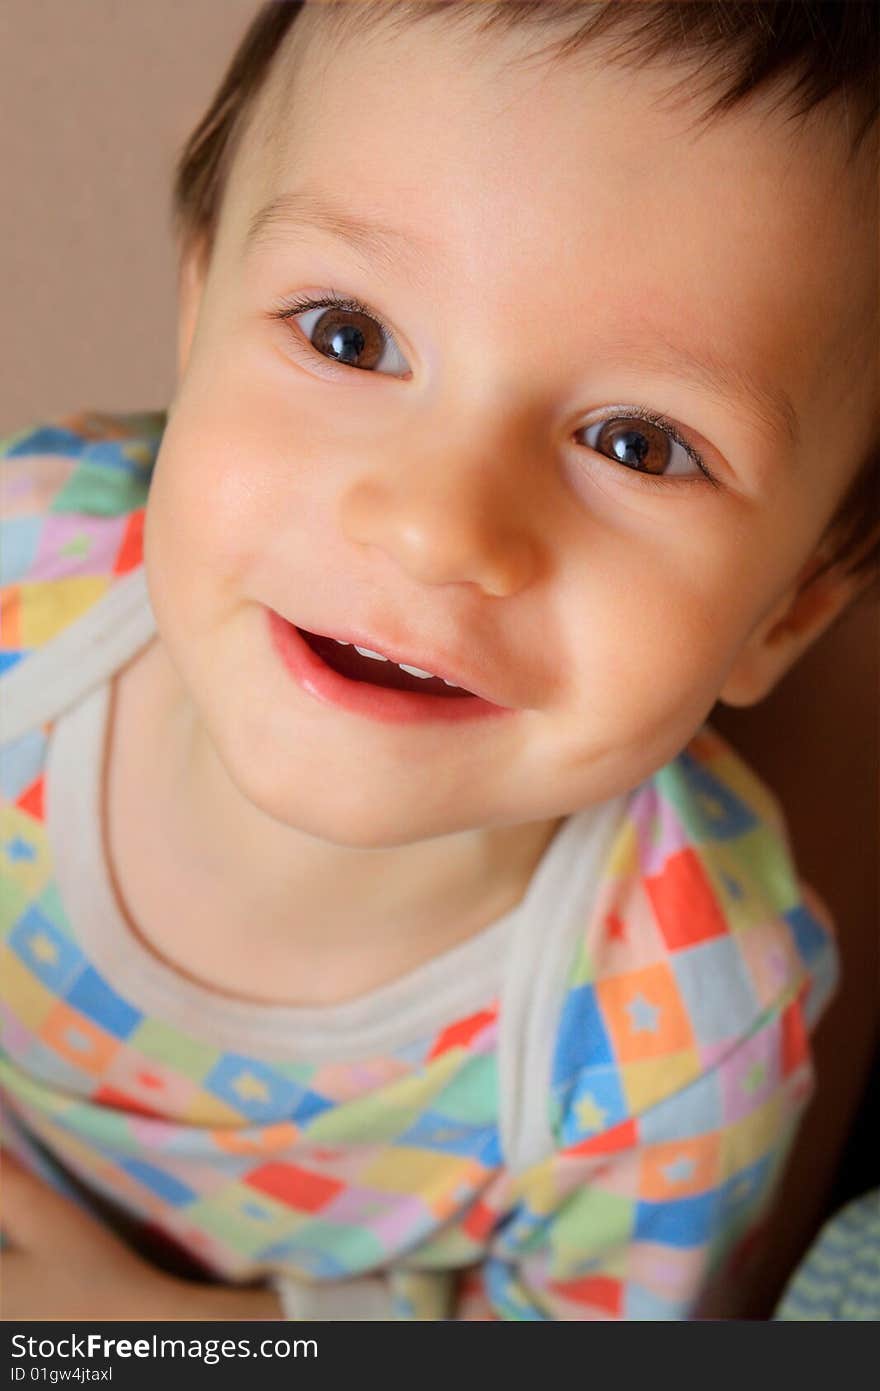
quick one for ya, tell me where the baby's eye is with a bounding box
[281,294,410,377]
[578,415,701,478]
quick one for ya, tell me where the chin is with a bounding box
[217,745,455,850]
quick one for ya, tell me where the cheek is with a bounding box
[561,542,765,745]
[568,468,811,704]
[601,597,731,708]
[145,405,303,602]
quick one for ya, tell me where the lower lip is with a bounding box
[266,609,513,725]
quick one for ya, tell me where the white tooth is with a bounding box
[443,678,461,688]
[334,639,350,646]
[354,645,389,662]
[398,663,435,679]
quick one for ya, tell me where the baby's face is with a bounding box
[145,13,877,847]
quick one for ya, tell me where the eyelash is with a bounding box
[270,288,398,353]
[588,408,717,489]
[268,290,718,488]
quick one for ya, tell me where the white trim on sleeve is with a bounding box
[1,567,155,742]
[496,792,628,1174]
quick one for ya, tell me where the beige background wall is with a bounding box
[2,0,877,1311]
[0,0,255,434]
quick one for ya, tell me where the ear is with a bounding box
[718,554,869,708]
[175,237,210,381]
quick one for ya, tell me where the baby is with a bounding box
[1,0,878,1322]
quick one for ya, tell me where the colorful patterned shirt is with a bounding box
[0,410,838,1320]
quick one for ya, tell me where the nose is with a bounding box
[337,434,545,599]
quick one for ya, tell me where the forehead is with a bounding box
[230,10,877,454]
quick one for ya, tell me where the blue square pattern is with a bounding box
[82,439,144,478]
[65,966,143,1040]
[9,908,86,994]
[292,1090,334,1127]
[634,1191,720,1249]
[0,651,23,676]
[556,1065,630,1147]
[718,1153,773,1223]
[117,1158,197,1207]
[204,1053,331,1125]
[398,1111,502,1165]
[673,753,758,841]
[784,903,831,968]
[552,983,614,1089]
[5,426,87,459]
[0,516,42,585]
[671,937,759,1049]
[1,729,48,802]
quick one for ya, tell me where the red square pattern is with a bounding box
[780,993,809,1076]
[92,1084,165,1119]
[428,1006,497,1061]
[113,509,145,574]
[564,1117,638,1160]
[644,848,729,951]
[461,1198,497,1243]
[549,1274,622,1316]
[244,1162,344,1213]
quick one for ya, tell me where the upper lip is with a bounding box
[290,617,514,708]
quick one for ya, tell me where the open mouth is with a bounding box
[297,628,475,698]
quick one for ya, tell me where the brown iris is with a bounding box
[592,417,672,475]
[310,307,385,370]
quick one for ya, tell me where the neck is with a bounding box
[110,635,562,986]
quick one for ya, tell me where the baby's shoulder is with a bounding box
[549,724,837,1136]
[1,408,165,675]
[618,722,806,933]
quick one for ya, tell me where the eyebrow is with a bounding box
[246,188,800,450]
[244,186,441,286]
[604,329,801,450]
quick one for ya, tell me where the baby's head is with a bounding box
[143,0,879,848]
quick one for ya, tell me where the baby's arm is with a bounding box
[0,1155,281,1321]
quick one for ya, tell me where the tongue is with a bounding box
[299,630,474,697]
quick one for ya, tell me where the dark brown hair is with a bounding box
[171,1,879,585]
